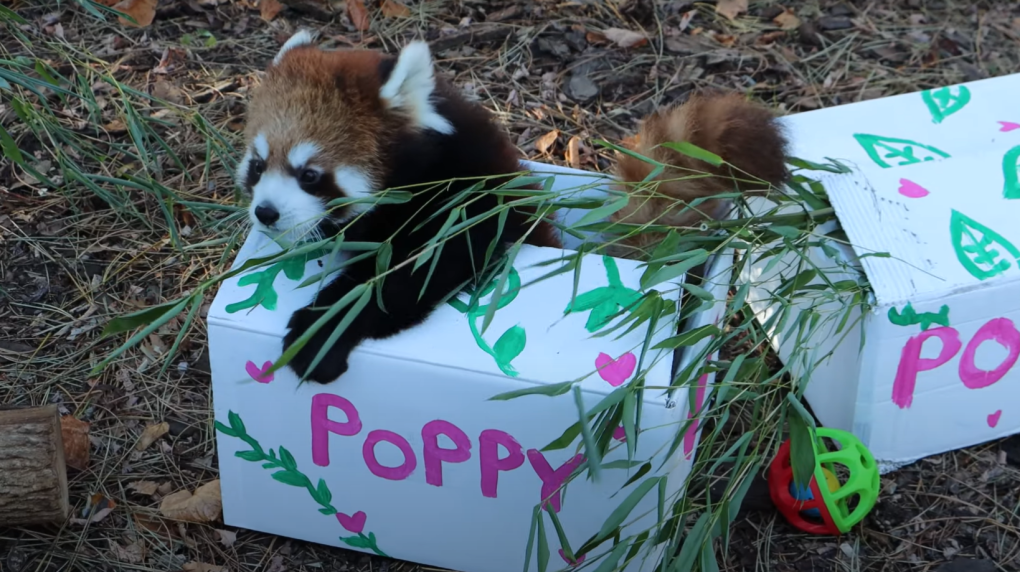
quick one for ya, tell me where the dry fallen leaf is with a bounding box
[348,0,370,31]
[715,0,748,21]
[259,0,284,21]
[127,480,162,496]
[757,30,786,45]
[535,130,559,154]
[183,563,226,572]
[110,538,146,564]
[585,30,608,45]
[381,0,410,18]
[603,27,648,49]
[214,529,237,547]
[160,479,222,523]
[565,136,582,169]
[60,415,90,471]
[711,32,737,47]
[112,0,157,27]
[773,9,801,30]
[136,421,169,451]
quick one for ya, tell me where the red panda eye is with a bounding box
[251,159,265,175]
[299,169,321,185]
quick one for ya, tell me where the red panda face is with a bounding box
[235,30,454,242]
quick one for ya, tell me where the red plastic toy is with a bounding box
[767,427,880,536]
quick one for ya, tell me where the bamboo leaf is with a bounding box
[573,194,630,228]
[640,251,709,290]
[592,540,631,572]
[596,476,660,541]
[659,141,724,166]
[573,385,602,482]
[489,381,574,401]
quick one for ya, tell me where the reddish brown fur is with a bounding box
[247,37,561,384]
[607,91,789,258]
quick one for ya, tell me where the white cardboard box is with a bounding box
[741,73,1020,471]
[208,160,732,572]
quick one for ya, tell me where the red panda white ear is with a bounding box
[379,41,454,135]
[273,29,317,66]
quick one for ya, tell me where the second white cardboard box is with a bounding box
[741,72,1020,472]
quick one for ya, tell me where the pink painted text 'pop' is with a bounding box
[892,317,1020,408]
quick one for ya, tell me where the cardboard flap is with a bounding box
[773,72,1020,307]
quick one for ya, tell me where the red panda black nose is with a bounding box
[255,203,280,226]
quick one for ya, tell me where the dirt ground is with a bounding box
[3,0,1020,571]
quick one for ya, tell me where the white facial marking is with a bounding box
[379,41,454,135]
[334,166,375,216]
[250,170,326,242]
[288,142,321,170]
[253,132,269,159]
[273,29,317,66]
[235,146,253,190]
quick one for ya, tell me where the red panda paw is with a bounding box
[283,307,353,384]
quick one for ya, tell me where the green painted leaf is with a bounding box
[586,300,621,332]
[213,420,236,437]
[659,140,724,167]
[228,411,246,436]
[489,381,574,401]
[235,450,262,462]
[921,85,970,124]
[563,286,614,313]
[340,534,372,549]
[319,507,336,515]
[493,325,526,367]
[279,446,297,471]
[853,133,951,168]
[271,470,309,488]
[949,208,1020,280]
[1003,145,1020,200]
[317,478,331,504]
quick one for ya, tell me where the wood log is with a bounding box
[0,405,70,526]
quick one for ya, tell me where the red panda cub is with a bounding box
[236,30,561,384]
[605,91,790,259]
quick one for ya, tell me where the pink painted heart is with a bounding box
[559,550,585,566]
[595,352,636,387]
[998,121,1020,132]
[245,360,274,383]
[897,178,929,199]
[988,410,1003,428]
[336,511,366,533]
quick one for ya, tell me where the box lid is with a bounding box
[776,72,1020,306]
